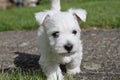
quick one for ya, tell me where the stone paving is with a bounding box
[0,29,120,80]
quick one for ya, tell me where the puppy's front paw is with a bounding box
[67,67,81,75]
[47,73,64,80]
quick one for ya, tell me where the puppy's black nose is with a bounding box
[64,43,73,52]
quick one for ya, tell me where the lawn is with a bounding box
[0,68,74,80]
[0,0,120,31]
[0,69,46,80]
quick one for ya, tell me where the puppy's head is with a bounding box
[35,9,87,56]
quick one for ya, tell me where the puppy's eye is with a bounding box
[52,31,59,38]
[72,30,77,35]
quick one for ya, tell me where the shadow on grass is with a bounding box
[0,52,66,74]
[0,52,41,75]
[14,52,40,70]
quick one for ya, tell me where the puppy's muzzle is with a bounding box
[64,43,73,53]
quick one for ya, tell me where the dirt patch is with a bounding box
[0,29,120,80]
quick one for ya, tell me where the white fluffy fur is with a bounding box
[35,0,87,80]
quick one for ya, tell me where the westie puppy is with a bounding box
[35,0,87,80]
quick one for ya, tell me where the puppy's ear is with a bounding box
[69,9,87,22]
[35,12,50,25]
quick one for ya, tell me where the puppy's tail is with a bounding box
[50,0,61,11]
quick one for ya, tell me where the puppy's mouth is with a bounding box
[67,51,76,54]
[59,51,76,56]
[67,51,72,53]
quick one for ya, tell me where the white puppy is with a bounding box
[35,0,87,80]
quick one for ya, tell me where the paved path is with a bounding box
[0,29,120,80]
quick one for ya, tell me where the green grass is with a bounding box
[0,69,74,80]
[0,69,46,80]
[0,4,50,32]
[0,0,120,31]
[61,0,120,28]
